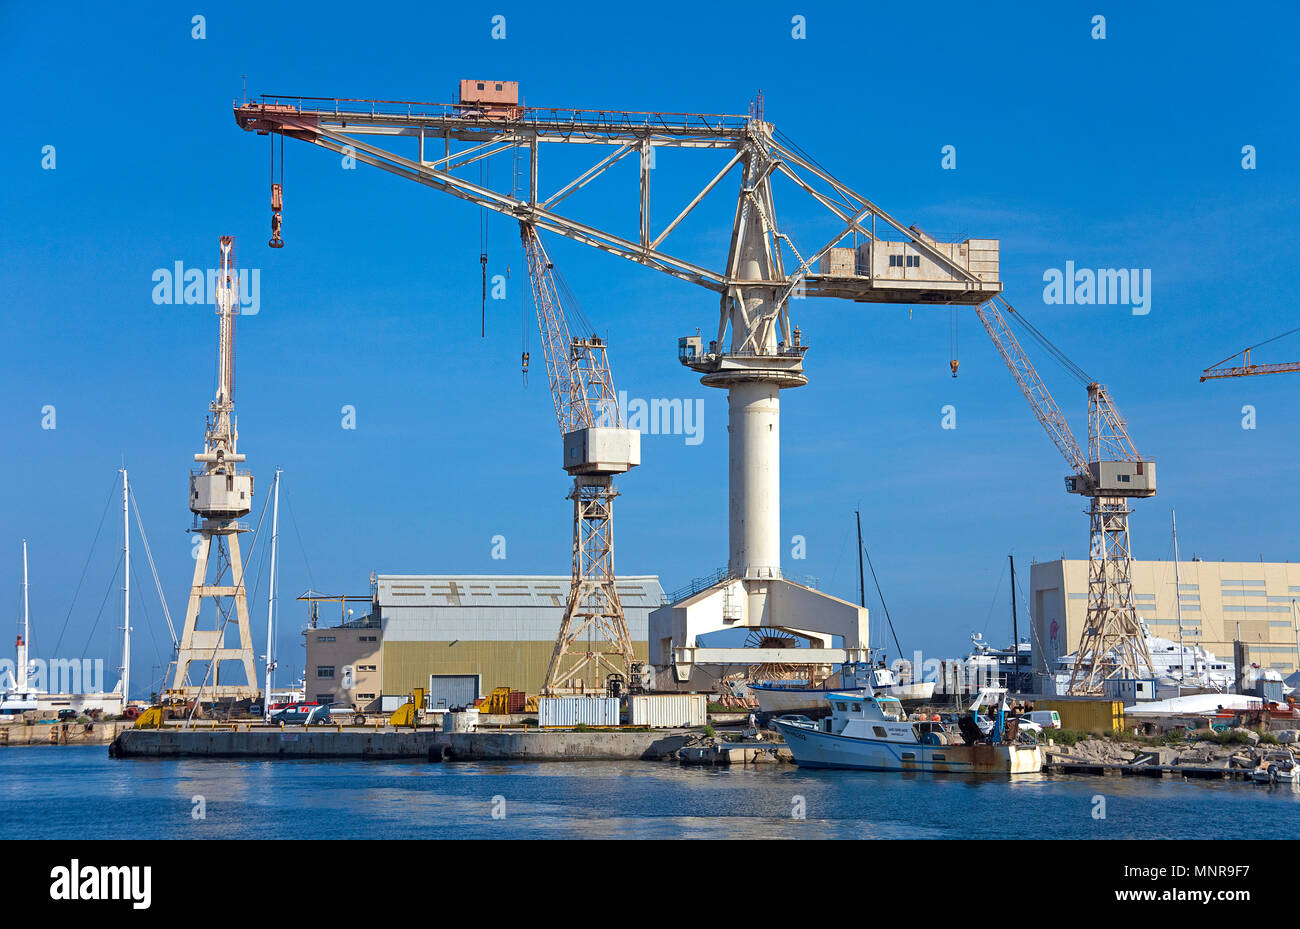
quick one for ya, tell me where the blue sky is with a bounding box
[3,2,1298,698]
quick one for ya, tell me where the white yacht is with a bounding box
[774,690,1044,774]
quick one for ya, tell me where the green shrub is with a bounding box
[1046,728,1087,746]
[703,724,716,738]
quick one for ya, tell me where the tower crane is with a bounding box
[169,236,259,701]
[519,222,640,695]
[1201,327,1300,380]
[233,82,1002,688]
[974,295,1156,694]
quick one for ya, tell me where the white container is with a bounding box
[628,694,708,728]
[441,709,480,733]
[538,696,620,728]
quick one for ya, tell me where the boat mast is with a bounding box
[855,510,866,609]
[120,468,131,708]
[1008,554,1019,691]
[18,539,30,692]
[263,469,281,717]
[1172,508,1184,693]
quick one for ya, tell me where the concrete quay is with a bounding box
[110,726,696,762]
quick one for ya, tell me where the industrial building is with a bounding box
[304,575,664,709]
[1030,559,1300,678]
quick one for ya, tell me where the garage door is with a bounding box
[427,674,481,710]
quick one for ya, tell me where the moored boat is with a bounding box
[774,690,1043,775]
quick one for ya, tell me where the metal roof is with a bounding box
[375,575,665,610]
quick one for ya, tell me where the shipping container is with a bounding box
[1036,698,1125,733]
[538,696,620,728]
[628,693,708,728]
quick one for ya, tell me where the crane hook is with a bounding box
[269,182,284,249]
[950,358,959,378]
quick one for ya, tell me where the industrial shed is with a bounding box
[375,575,663,697]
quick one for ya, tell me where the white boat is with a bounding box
[751,664,935,717]
[773,690,1044,774]
[1253,751,1297,784]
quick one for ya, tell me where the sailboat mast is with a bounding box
[855,510,865,608]
[120,469,130,707]
[1008,554,1019,691]
[19,539,29,692]
[264,469,281,714]
[1172,508,1184,688]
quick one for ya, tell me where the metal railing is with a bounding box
[244,95,752,137]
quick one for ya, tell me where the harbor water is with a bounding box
[5,746,1300,840]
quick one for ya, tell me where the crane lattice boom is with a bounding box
[519,224,620,434]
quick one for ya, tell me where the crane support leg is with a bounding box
[1068,497,1155,694]
[542,476,637,694]
[169,522,259,700]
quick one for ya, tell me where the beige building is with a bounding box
[304,618,382,710]
[305,575,664,708]
[1030,559,1300,676]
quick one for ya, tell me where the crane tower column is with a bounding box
[727,380,782,584]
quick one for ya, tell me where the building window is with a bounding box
[316,694,333,704]
[476,82,484,90]
[359,665,376,672]
[357,693,375,700]
[359,636,377,642]
[317,667,335,678]
[317,635,336,642]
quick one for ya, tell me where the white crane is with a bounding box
[974,295,1156,694]
[233,84,1001,687]
[170,236,259,701]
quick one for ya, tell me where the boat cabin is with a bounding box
[817,692,947,745]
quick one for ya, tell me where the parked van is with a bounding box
[1024,710,1062,730]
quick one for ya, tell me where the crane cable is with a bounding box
[997,298,1092,385]
[480,159,488,338]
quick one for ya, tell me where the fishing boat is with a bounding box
[773,689,1044,774]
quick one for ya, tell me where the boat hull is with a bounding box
[775,722,1043,775]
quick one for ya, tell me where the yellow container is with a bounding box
[1037,699,1125,733]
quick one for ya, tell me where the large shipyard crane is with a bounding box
[974,295,1156,694]
[169,236,259,700]
[520,223,640,695]
[233,83,1002,687]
